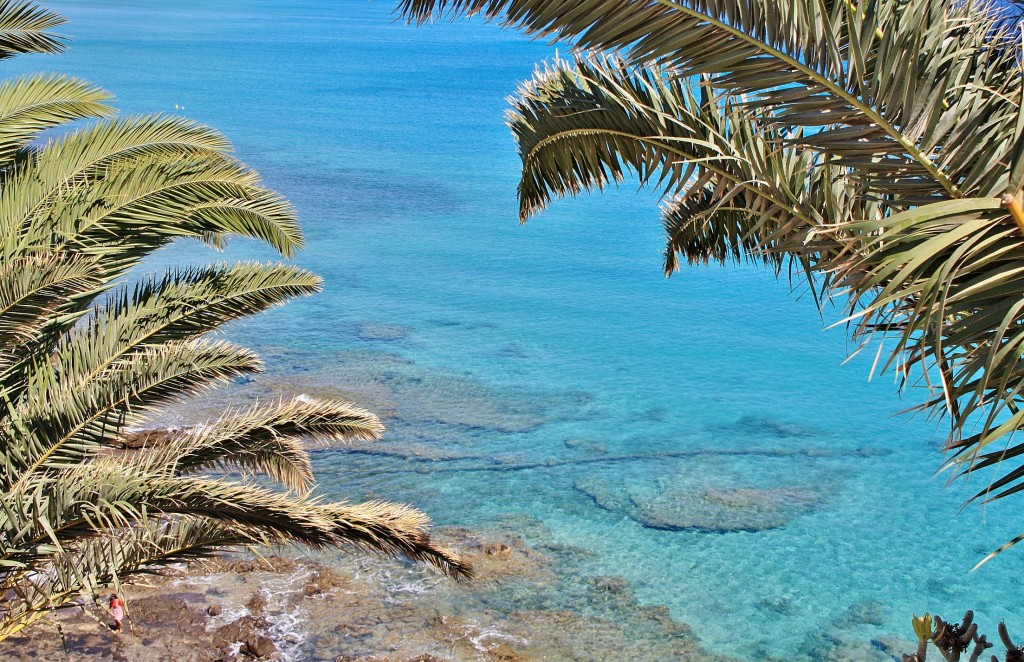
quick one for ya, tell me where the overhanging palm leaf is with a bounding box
[0,74,113,163]
[400,0,1024,562]
[0,1,64,60]
[403,0,1021,201]
[129,398,385,494]
[510,55,876,289]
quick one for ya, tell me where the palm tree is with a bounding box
[399,0,1024,561]
[0,1,469,639]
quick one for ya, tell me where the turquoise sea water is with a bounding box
[14,2,1024,659]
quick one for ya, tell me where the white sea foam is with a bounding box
[463,621,529,654]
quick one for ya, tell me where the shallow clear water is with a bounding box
[14,2,1024,659]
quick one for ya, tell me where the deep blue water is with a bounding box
[13,2,1024,659]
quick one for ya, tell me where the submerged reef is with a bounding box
[352,322,412,342]
[575,479,826,533]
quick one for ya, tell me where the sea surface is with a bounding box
[11,2,1024,659]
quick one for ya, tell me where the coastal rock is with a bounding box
[246,591,267,615]
[439,527,551,583]
[489,643,529,661]
[129,596,207,634]
[213,615,272,656]
[119,427,182,449]
[1,523,738,662]
[240,634,277,659]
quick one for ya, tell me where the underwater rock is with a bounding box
[755,596,799,616]
[575,477,826,534]
[354,322,411,342]
[843,600,886,627]
[497,342,530,359]
[312,348,584,434]
[574,479,631,514]
[630,407,668,423]
[563,438,608,455]
[629,485,823,532]
[720,415,817,439]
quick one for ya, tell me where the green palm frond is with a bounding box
[0,252,102,371]
[0,514,271,638]
[130,397,383,494]
[403,0,1021,202]
[661,189,780,272]
[826,198,1024,467]
[37,151,303,270]
[0,463,338,562]
[0,516,257,638]
[5,339,263,482]
[0,115,232,237]
[41,262,321,395]
[321,501,473,580]
[0,1,65,60]
[0,74,113,163]
[511,56,878,290]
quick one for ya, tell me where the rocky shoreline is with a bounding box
[0,525,739,662]
[1,518,920,662]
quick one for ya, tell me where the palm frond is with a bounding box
[0,1,65,60]
[321,501,473,580]
[37,263,320,397]
[0,463,338,561]
[661,189,780,272]
[511,56,878,292]
[0,252,102,377]
[131,397,383,494]
[0,516,257,637]
[0,115,234,239]
[35,151,303,270]
[402,0,1021,202]
[0,74,113,163]
[6,339,262,482]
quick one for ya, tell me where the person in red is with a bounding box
[108,593,125,633]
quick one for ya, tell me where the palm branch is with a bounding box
[400,0,1024,560]
[0,1,471,637]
